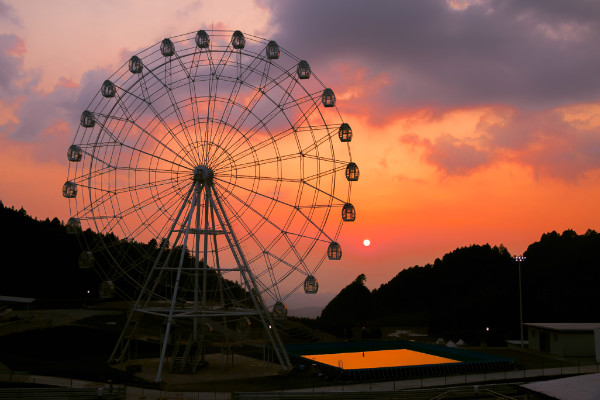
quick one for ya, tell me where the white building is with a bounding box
[525,323,600,360]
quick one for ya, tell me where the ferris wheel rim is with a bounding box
[66,29,356,306]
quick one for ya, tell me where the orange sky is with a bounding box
[2,1,600,300]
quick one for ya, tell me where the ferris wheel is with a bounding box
[64,29,358,380]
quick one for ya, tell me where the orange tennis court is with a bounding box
[302,349,460,370]
[284,341,515,381]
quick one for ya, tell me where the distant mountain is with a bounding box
[316,231,600,344]
[3,200,599,344]
[285,291,336,318]
[288,306,325,319]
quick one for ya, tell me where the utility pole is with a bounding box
[514,255,526,348]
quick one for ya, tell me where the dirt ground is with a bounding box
[1,307,598,392]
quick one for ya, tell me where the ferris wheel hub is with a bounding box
[194,165,214,185]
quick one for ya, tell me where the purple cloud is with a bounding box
[484,108,600,180]
[401,132,490,176]
[0,0,20,27]
[266,0,600,115]
[400,107,600,181]
[0,34,26,92]
[0,33,112,165]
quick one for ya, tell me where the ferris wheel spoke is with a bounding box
[300,178,346,206]
[225,108,331,165]
[78,180,184,227]
[216,193,284,299]
[219,177,337,243]
[260,63,297,96]
[230,153,299,171]
[209,83,246,163]
[215,181,326,246]
[164,89,199,166]
[186,68,204,159]
[211,102,283,165]
[208,65,292,158]
[128,187,186,239]
[110,184,188,232]
[113,176,183,194]
[279,90,322,110]
[217,174,301,185]
[92,117,193,170]
[208,50,268,160]
[132,69,199,167]
[69,165,116,186]
[171,50,192,80]
[207,67,304,162]
[114,165,181,175]
[127,69,200,167]
[302,163,346,183]
[261,255,282,301]
[75,191,115,220]
[226,127,296,162]
[214,177,295,210]
[216,187,318,304]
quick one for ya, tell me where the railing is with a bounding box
[232,383,530,400]
[0,387,126,399]
[0,362,598,400]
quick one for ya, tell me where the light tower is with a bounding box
[514,255,526,348]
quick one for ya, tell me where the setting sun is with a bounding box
[363,239,371,247]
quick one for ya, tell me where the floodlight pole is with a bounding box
[514,255,526,348]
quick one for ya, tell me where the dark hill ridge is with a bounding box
[317,232,600,344]
[1,201,599,343]
[0,200,251,306]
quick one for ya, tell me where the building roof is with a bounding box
[525,322,600,331]
[522,373,600,400]
[0,295,36,304]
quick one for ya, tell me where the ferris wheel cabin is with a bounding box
[272,301,288,320]
[304,275,319,294]
[62,181,77,198]
[78,251,94,269]
[339,123,352,142]
[266,40,280,60]
[67,145,82,162]
[195,30,210,48]
[128,55,143,74]
[328,242,342,260]
[160,38,175,57]
[232,30,246,49]
[101,80,116,98]
[345,162,360,181]
[80,110,95,128]
[342,203,356,222]
[66,217,81,234]
[297,60,311,79]
[321,88,336,107]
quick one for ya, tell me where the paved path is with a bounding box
[1,364,599,399]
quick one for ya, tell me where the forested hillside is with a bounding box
[0,201,95,300]
[318,231,600,344]
[0,201,250,305]
[2,200,599,344]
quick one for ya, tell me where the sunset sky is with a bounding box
[2,1,600,302]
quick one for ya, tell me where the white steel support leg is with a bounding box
[210,186,292,370]
[155,182,199,382]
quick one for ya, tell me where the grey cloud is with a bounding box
[0,34,25,92]
[403,133,491,176]
[402,107,600,181]
[266,0,600,115]
[0,0,20,26]
[483,108,600,180]
[0,32,112,165]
